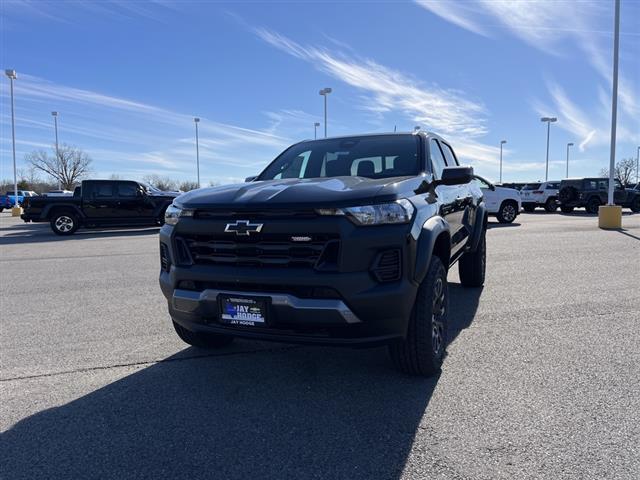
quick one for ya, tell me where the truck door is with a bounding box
[83,181,117,221]
[428,139,465,255]
[440,141,474,256]
[614,179,626,204]
[113,181,154,222]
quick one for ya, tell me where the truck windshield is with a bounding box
[258,135,420,180]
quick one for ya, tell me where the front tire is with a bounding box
[50,211,79,236]
[496,201,518,223]
[173,320,234,349]
[458,230,486,287]
[389,256,448,377]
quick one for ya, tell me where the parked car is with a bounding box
[21,179,179,235]
[496,182,528,191]
[558,177,640,213]
[473,176,521,223]
[160,132,488,377]
[45,189,73,197]
[0,190,38,211]
[520,181,560,212]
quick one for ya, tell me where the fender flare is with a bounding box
[413,216,451,284]
[467,202,488,253]
[154,200,173,220]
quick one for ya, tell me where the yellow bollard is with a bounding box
[598,205,622,229]
[11,206,23,217]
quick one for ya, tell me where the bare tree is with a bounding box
[26,144,92,190]
[178,181,199,192]
[142,174,177,192]
[599,158,637,186]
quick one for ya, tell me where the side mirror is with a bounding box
[414,166,474,196]
[245,176,257,183]
[440,166,474,186]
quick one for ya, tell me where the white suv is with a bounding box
[520,181,560,212]
[474,176,521,223]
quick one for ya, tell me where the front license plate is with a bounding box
[219,295,268,327]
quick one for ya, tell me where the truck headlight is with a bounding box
[165,204,193,226]
[317,199,415,226]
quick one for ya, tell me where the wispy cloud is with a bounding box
[532,81,637,152]
[416,0,640,152]
[0,74,292,183]
[255,28,489,139]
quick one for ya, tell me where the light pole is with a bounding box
[636,147,640,183]
[194,117,200,188]
[52,111,61,189]
[499,140,507,183]
[606,0,620,207]
[599,0,621,228]
[5,69,20,216]
[314,122,320,140]
[565,142,574,178]
[540,116,557,181]
[319,88,332,138]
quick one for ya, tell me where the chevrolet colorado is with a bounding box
[159,132,487,376]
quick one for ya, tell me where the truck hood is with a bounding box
[176,176,423,209]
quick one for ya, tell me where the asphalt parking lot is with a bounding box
[1,212,639,479]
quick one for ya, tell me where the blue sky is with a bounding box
[1,0,638,186]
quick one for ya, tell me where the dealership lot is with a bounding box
[1,213,639,479]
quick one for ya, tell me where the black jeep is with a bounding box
[558,177,640,214]
[159,132,487,376]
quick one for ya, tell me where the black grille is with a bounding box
[371,249,401,282]
[177,233,339,269]
[194,209,317,220]
[160,242,171,272]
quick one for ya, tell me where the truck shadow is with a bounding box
[0,224,160,245]
[1,347,438,480]
[487,221,521,229]
[448,283,483,345]
[1,283,481,480]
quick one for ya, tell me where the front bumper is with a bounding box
[159,217,419,346]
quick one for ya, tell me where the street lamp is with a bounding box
[5,69,20,216]
[540,116,557,181]
[314,122,320,140]
[599,0,621,228]
[499,140,507,183]
[52,112,61,189]
[319,88,332,138]
[566,142,574,178]
[194,117,200,188]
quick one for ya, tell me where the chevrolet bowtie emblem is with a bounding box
[224,220,264,236]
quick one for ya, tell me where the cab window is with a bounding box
[117,182,139,197]
[439,142,459,166]
[429,139,447,179]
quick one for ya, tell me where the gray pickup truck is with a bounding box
[159,132,488,376]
